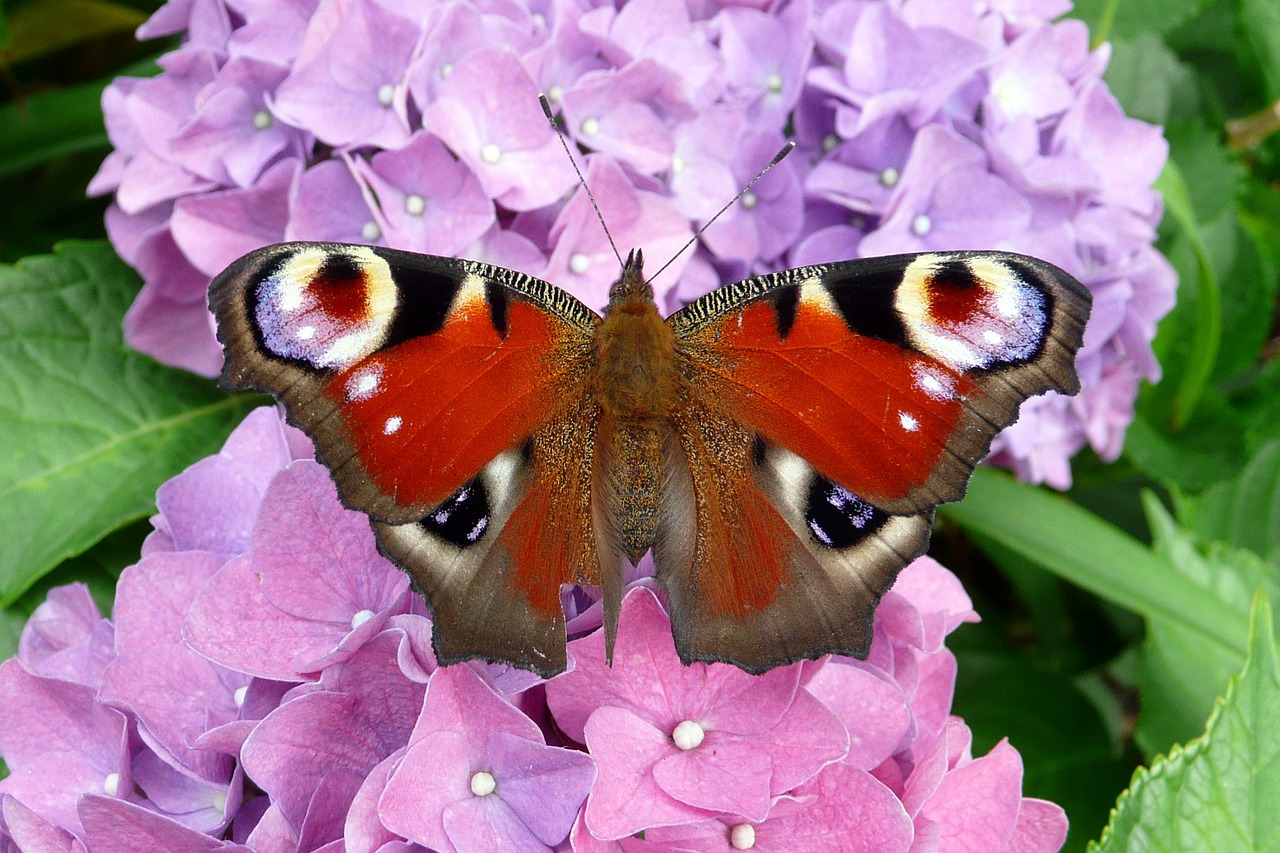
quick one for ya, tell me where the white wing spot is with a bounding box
[983,329,1004,346]
[899,412,919,432]
[384,416,402,435]
[297,325,316,340]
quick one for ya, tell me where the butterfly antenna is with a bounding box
[539,93,625,271]
[647,140,796,285]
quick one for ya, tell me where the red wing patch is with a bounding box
[698,294,976,508]
[325,297,584,510]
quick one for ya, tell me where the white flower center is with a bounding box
[546,85,564,104]
[212,790,228,813]
[362,221,382,241]
[741,191,758,211]
[730,824,756,849]
[233,686,248,707]
[580,117,600,137]
[822,133,840,153]
[911,213,932,236]
[879,166,900,187]
[481,143,502,165]
[405,194,426,216]
[672,720,705,750]
[377,84,395,107]
[672,154,686,174]
[471,771,497,796]
[253,110,272,130]
[104,772,120,797]
[351,608,375,629]
[569,253,591,275]
[765,73,783,94]
[439,63,453,79]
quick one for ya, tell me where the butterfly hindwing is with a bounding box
[211,242,604,675]
[656,251,1091,670]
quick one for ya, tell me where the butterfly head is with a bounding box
[606,249,653,309]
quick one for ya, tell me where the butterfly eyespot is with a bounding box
[251,246,397,371]
[804,478,887,549]
[419,479,492,549]
[896,255,1048,370]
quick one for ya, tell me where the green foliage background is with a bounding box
[2,0,1279,849]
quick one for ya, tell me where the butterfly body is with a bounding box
[211,242,1091,677]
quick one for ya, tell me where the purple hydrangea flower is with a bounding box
[91,0,1173,487]
[1,408,1068,849]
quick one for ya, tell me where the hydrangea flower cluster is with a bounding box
[90,0,1172,488]
[0,408,1067,851]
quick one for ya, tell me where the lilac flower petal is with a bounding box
[379,730,471,851]
[485,731,595,845]
[169,57,301,187]
[1,795,85,853]
[441,792,547,853]
[170,157,297,277]
[152,406,298,556]
[350,131,495,256]
[241,630,427,843]
[547,587,793,741]
[919,738,1025,851]
[561,63,675,176]
[581,706,716,839]
[16,583,110,687]
[287,160,383,245]
[0,662,130,836]
[78,795,253,853]
[719,2,813,125]
[803,660,911,770]
[1007,798,1069,853]
[651,733,773,819]
[123,227,224,377]
[271,0,417,149]
[99,551,246,781]
[342,749,406,853]
[130,748,240,833]
[648,762,913,853]
[423,47,576,211]
[184,461,409,679]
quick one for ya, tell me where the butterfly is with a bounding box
[210,242,1091,677]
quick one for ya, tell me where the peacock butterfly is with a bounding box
[209,241,1090,677]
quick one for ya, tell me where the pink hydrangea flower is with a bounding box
[90,0,1173,487]
[1,408,1068,851]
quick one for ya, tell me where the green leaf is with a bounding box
[0,241,256,606]
[1070,0,1207,42]
[941,469,1248,660]
[1,0,145,66]
[1123,408,1243,491]
[1105,33,1201,125]
[1239,0,1280,100]
[0,55,159,180]
[0,81,108,179]
[1091,593,1280,852]
[1153,158,1221,428]
[1134,498,1280,756]
[1182,438,1280,565]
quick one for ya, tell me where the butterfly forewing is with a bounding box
[210,242,605,675]
[669,251,1091,514]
